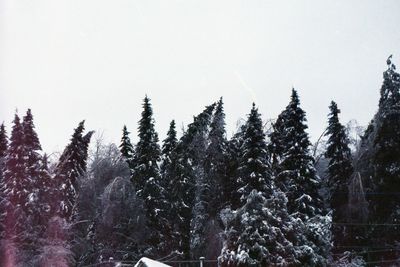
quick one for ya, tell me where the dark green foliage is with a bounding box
[370,57,400,244]
[271,89,323,219]
[0,123,8,193]
[237,103,271,203]
[169,103,215,259]
[324,101,353,248]
[204,98,228,216]
[2,114,26,241]
[0,123,7,161]
[225,124,246,210]
[119,125,134,167]
[161,120,178,161]
[22,109,43,220]
[55,120,93,220]
[132,96,169,256]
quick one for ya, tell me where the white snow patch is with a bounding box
[134,257,171,267]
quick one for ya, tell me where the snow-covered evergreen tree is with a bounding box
[268,90,331,264]
[204,97,228,217]
[160,120,178,193]
[170,104,214,259]
[324,101,353,248]
[0,123,7,241]
[132,96,169,256]
[160,120,178,249]
[361,56,400,248]
[225,124,246,210]
[189,103,216,259]
[220,189,312,267]
[38,154,55,227]
[272,89,323,219]
[0,123,7,181]
[161,120,178,165]
[237,103,271,204]
[55,121,93,221]
[1,114,27,242]
[119,125,134,167]
[22,109,43,228]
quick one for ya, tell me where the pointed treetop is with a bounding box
[23,108,42,151]
[327,101,341,124]
[329,101,339,114]
[0,123,8,157]
[120,125,134,159]
[162,120,178,156]
[41,153,49,170]
[379,56,400,109]
[9,113,24,147]
[290,88,300,106]
[387,54,393,68]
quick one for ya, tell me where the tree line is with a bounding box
[0,57,399,266]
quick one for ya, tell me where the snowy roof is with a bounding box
[134,257,171,267]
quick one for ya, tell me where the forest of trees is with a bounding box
[0,57,400,266]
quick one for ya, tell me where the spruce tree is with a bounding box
[0,123,7,239]
[268,90,331,264]
[55,121,93,221]
[160,120,178,189]
[132,96,169,256]
[119,125,134,167]
[22,109,43,223]
[0,123,8,171]
[220,190,298,267]
[170,104,215,259]
[273,89,323,219]
[370,57,400,244]
[225,124,246,210]
[237,103,271,203]
[204,98,228,217]
[1,114,26,243]
[268,111,286,171]
[0,123,7,179]
[161,120,178,163]
[38,154,54,225]
[189,103,216,259]
[324,101,353,248]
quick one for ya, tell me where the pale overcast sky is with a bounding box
[1,0,400,153]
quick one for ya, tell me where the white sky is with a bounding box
[1,0,400,153]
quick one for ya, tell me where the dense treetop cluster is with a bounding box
[0,57,400,266]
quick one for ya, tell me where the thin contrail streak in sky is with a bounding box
[233,70,257,103]
[234,71,258,104]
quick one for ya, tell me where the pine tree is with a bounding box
[160,120,178,232]
[204,98,228,217]
[22,109,43,223]
[55,121,93,221]
[0,123,7,179]
[268,111,286,171]
[324,101,353,248]
[220,189,302,266]
[189,103,216,259]
[225,124,246,210]
[237,103,271,203]
[119,125,134,167]
[268,90,331,264]
[0,123,8,240]
[160,120,178,191]
[161,120,178,163]
[38,154,55,227]
[273,89,323,219]
[132,96,169,256]
[369,57,400,245]
[1,114,26,244]
[170,104,215,259]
